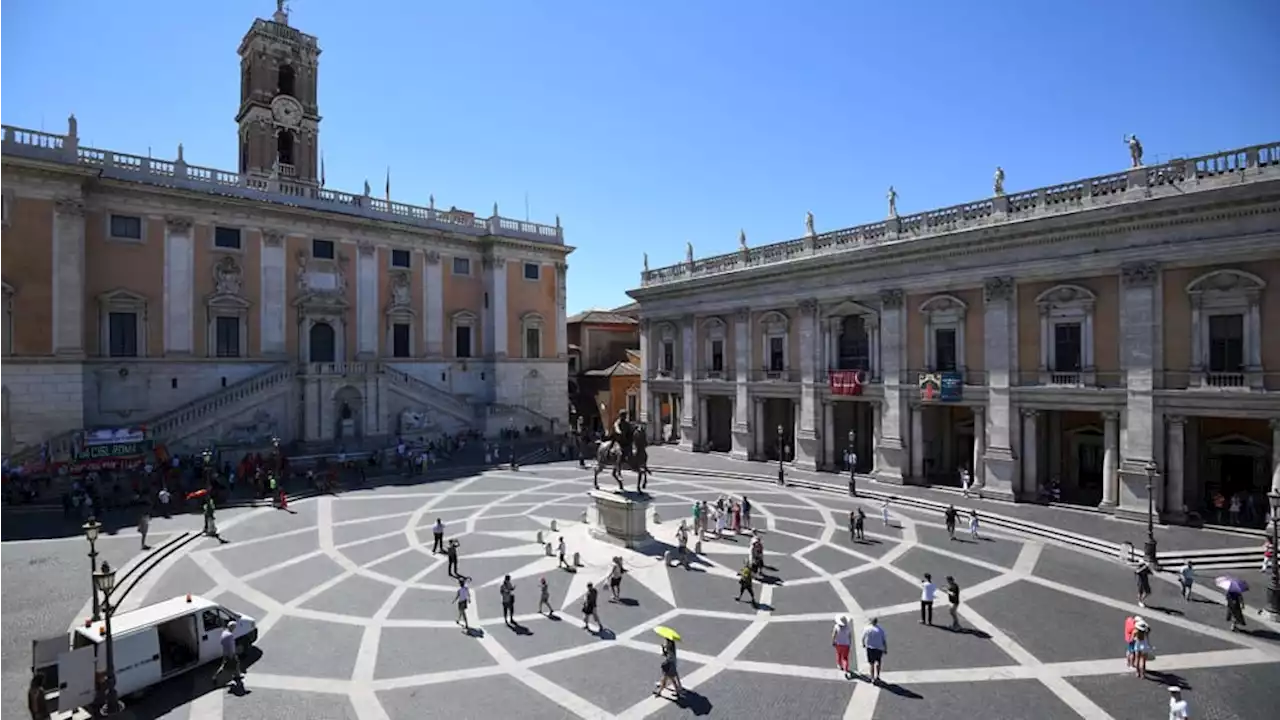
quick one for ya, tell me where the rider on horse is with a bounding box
[610,410,635,466]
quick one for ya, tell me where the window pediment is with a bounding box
[1187,269,1265,306]
[521,311,545,326]
[759,310,789,335]
[658,322,677,341]
[1035,284,1096,311]
[452,310,478,325]
[702,316,727,338]
[825,300,877,318]
[208,294,251,310]
[98,288,148,308]
[918,294,968,316]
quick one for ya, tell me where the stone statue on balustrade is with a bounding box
[67,114,78,138]
[805,211,815,237]
[1125,134,1143,167]
[643,253,649,273]
[887,186,898,217]
[363,180,371,196]
[739,229,748,252]
[213,256,243,296]
[686,241,694,265]
[993,166,1005,196]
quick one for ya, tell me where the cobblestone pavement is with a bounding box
[6,462,1279,719]
[644,446,1265,553]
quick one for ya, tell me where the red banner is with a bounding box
[828,370,864,396]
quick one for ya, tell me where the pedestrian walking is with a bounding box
[945,576,961,630]
[212,621,243,688]
[653,638,685,698]
[138,501,152,550]
[1132,617,1153,678]
[691,502,701,538]
[1178,560,1195,601]
[1134,559,1153,608]
[881,499,891,527]
[944,504,958,540]
[860,617,887,684]
[558,537,570,570]
[538,577,555,617]
[1124,614,1137,668]
[454,578,471,631]
[855,508,866,540]
[736,562,757,606]
[446,539,461,577]
[742,495,752,529]
[919,573,937,625]
[157,486,171,518]
[968,510,980,540]
[609,557,625,601]
[432,518,445,554]
[848,509,858,543]
[582,582,601,632]
[676,525,689,568]
[832,615,854,678]
[500,574,516,625]
[1167,686,1190,719]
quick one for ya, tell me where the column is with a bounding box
[1021,410,1039,499]
[875,289,907,483]
[753,398,765,459]
[1101,411,1120,508]
[1270,419,1280,495]
[163,216,195,355]
[423,251,444,357]
[910,405,924,480]
[972,406,986,489]
[699,396,709,448]
[1116,261,1160,517]
[795,298,821,470]
[52,197,86,356]
[555,262,568,358]
[822,401,835,470]
[485,257,508,357]
[638,319,651,426]
[980,276,1017,500]
[355,243,378,358]
[1166,416,1187,522]
[679,314,695,449]
[260,230,287,356]
[731,308,752,459]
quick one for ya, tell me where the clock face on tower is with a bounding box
[270,95,303,128]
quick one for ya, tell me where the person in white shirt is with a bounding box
[881,499,891,527]
[1178,561,1195,601]
[920,573,938,625]
[831,615,854,678]
[432,518,446,554]
[454,578,471,631]
[1167,685,1190,719]
[860,617,887,684]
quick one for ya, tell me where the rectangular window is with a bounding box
[392,323,411,358]
[837,315,870,370]
[711,339,724,372]
[1208,314,1244,373]
[524,262,540,280]
[108,312,138,357]
[933,328,957,372]
[452,257,471,276]
[525,327,542,358]
[661,341,674,372]
[391,249,411,268]
[455,325,473,358]
[109,214,143,240]
[312,239,335,259]
[627,393,638,419]
[1052,322,1082,372]
[214,316,240,357]
[214,226,242,250]
[769,336,785,372]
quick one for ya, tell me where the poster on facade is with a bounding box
[828,370,864,396]
[940,372,963,402]
[919,373,940,401]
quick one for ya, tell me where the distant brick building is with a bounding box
[567,305,639,433]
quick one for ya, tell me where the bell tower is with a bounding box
[236,2,322,184]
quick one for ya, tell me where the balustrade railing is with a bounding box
[1,122,563,245]
[639,142,1279,288]
[381,365,473,417]
[148,365,297,441]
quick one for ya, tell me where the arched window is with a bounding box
[838,316,869,371]
[1035,284,1097,386]
[918,295,967,373]
[701,317,727,376]
[758,310,789,375]
[277,130,295,167]
[309,322,336,363]
[1186,269,1265,389]
[277,63,296,98]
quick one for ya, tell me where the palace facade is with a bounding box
[1,6,570,460]
[629,144,1280,524]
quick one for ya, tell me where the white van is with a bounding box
[32,595,258,713]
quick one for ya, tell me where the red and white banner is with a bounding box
[828,370,865,396]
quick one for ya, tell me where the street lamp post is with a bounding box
[94,560,122,716]
[776,424,785,487]
[1267,491,1280,621]
[509,417,517,470]
[1144,460,1159,566]
[847,430,857,497]
[83,518,102,621]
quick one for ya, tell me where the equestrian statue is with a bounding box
[594,410,650,493]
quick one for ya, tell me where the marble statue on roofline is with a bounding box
[805,211,815,237]
[887,186,898,217]
[643,253,649,273]
[1125,134,1144,167]
[686,241,694,265]
[993,166,1005,196]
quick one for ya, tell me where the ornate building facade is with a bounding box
[629,143,1280,524]
[1,6,569,459]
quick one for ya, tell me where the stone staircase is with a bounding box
[147,364,297,449]
[382,365,476,425]
[484,402,559,434]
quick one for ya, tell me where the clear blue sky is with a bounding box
[4,1,1277,314]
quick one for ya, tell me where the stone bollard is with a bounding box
[573,551,581,567]
[653,510,661,524]
[537,530,544,544]
[663,550,672,566]
[551,519,558,532]
[580,509,588,523]
[694,540,702,554]
[545,542,553,556]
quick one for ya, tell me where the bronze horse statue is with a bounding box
[594,426,650,493]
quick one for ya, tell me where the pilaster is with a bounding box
[1165,416,1187,523]
[260,230,287,356]
[1270,419,1280,496]
[423,251,444,358]
[679,314,695,449]
[638,318,651,427]
[163,215,195,355]
[1116,261,1160,516]
[356,242,378,359]
[980,276,1016,500]
[874,288,906,484]
[555,262,568,358]
[485,257,508,358]
[1020,410,1039,499]
[795,298,821,470]
[52,197,86,356]
[731,307,752,459]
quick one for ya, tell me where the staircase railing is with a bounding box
[381,365,473,419]
[8,428,81,465]
[147,365,297,442]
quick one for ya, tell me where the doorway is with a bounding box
[922,405,974,486]
[705,396,733,452]
[833,402,874,473]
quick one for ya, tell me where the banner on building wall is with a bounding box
[828,370,865,396]
[919,372,963,402]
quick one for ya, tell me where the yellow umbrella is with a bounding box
[653,626,681,642]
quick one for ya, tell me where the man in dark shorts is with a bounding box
[945,575,962,630]
[860,617,887,684]
[1135,559,1153,608]
[944,504,958,540]
[582,582,601,632]
[500,574,516,625]
[736,563,757,606]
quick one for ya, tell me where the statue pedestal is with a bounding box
[340,418,356,440]
[586,489,654,550]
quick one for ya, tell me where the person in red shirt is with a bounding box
[1124,615,1139,668]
